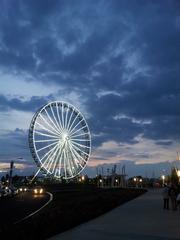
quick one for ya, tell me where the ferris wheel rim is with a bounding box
[29,101,91,179]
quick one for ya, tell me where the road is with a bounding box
[0,192,50,231]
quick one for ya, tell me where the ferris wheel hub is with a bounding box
[62,132,69,141]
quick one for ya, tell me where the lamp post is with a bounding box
[133,177,137,187]
[99,178,103,188]
[161,175,165,186]
[177,170,180,183]
[139,178,143,188]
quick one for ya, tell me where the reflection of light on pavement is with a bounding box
[14,192,53,224]
[33,194,45,199]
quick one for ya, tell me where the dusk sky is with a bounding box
[0,0,180,177]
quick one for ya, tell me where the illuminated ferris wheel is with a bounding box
[29,101,91,179]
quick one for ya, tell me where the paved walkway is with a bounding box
[50,189,180,240]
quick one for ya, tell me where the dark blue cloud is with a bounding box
[155,140,173,146]
[0,128,30,159]
[0,94,53,112]
[0,0,179,154]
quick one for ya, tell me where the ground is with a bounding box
[50,189,180,240]
[0,185,145,240]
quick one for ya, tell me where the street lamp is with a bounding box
[133,177,137,188]
[177,170,180,183]
[161,175,165,185]
[99,178,103,188]
[177,170,180,177]
[139,178,143,188]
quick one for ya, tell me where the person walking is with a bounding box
[169,184,177,210]
[162,184,170,210]
[176,192,180,210]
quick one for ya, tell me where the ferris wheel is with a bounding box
[29,101,91,179]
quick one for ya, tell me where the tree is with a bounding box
[171,167,179,185]
[1,176,5,183]
[5,174,9,181]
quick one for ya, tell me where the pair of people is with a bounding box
[162,184,178,210]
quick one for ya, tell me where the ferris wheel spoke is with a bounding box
[40,144,59,171]
[62,141,67,178]
[51,147,61,175]
[71,147,87,166]
[39,113,60,136]
[37,141,58,153]
[44,108,61,134]
[67,143,79,170]
[58,145,64,177]
[63,148,68,177]
[68,154,75,177]
[50,145,60,171]
[66,107,74,131]
[39,144,59,177]
[56,102,63,132]
[40,143,58,163]
[35,130,59,139]
[68,143,83,169]
[69,118,84,135]
[53,141,65,176]
[35,121,60,137]
[69,144,78,175]
[68,112,80,133]
[46,143,60,173]
[69,141,85,164]
[50,140,65,172]
[71,138,90,142]
[61,103,65,129]
[70,125,88,137]
[45,152,56,173]
[35,138,59,143]
[70,141,89,158]
[40,151,58,172]
[54,140,66,177]
[63,150,67,179]
[50,104,63,134]
[67,142,79,167]
[70,132,90,138]
[71,140,90,149]
[64,104,69,130]
[65,144,73,177]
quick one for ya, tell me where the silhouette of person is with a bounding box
[162,184,170,210]
[169,184,177,210]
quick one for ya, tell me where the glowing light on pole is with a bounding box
[177,170,180,183]
[161,175,165,185]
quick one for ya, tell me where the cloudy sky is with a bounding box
[0,0,180,177]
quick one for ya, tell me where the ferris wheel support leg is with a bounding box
[30,168,41,184]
